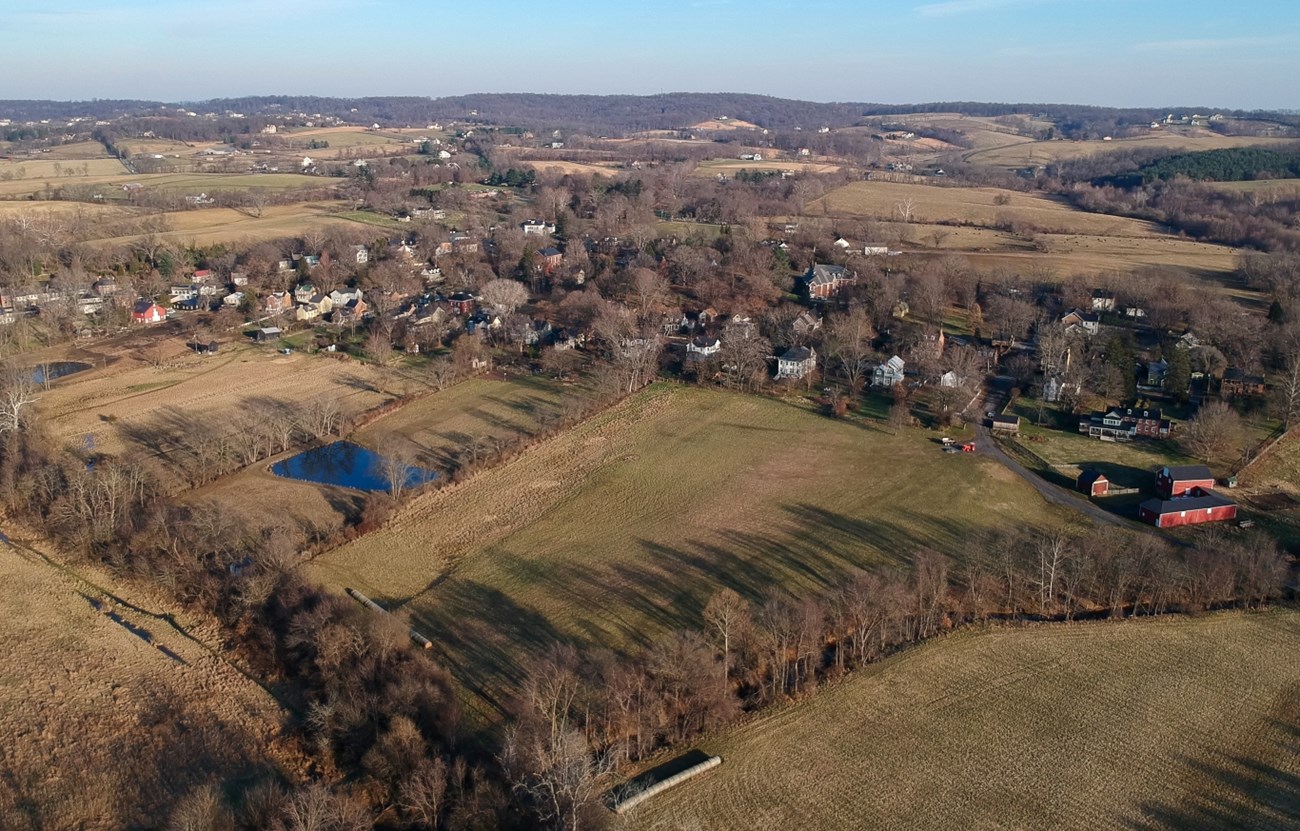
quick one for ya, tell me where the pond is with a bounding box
[271,441,437,493]
[32,361,92,385]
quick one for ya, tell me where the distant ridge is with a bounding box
[1,93,1295,138]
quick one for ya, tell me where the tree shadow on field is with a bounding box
[1124,720,1300,831]
[403,579,563,718]
[403,504,980,714]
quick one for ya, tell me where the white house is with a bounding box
[351,245,370,265]
[776,346,817,380]
[686,336,721,356]
[863,244,890,256]
[872,355,906,387]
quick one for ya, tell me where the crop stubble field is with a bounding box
[0,541,284,830]
[627,609,1300,831]
[312,385,1072,714]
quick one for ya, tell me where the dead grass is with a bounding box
[90,201,357,246]
[37,338,392,460]
[0,538,286,830]
[966,133,1298,168]
[816,180,1161,237]
[522,160,625,177]
[0,157,127,180]
[311,385,1072,717]
[627,609,1300,831]
[696,159,842,176]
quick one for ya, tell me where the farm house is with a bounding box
[1139,489,1237,528]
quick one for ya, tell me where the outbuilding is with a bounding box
[1077,469,1109,498]
[1139,489,1238,528]
[1156,465,1215,498]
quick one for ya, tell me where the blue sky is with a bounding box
[2,0,1297,108]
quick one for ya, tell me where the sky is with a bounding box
[1,0,1298,108]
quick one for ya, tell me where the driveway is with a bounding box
[973,377,1135,529]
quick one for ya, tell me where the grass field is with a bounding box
[627,609,1300,831]
[0,170,327,199]
[352,374,592,470]
[696,158,842,176]
[311,384,1073,715]
[0,157,128,180]
[91,201,357,246]
[964,132,1297,168]
[36,338,392,462]
[1203,178,1300,196]
[0,539,285,830]
[817,180,1162,237]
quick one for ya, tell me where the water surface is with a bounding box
[271,441,436,493]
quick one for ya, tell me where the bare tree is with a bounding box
[703,588,750,692]
[0,364,37,434]
[399,757,449,829]
[1179,400,1243,464]
[480,278,530,318]
[823,306,876,391]
[379,441,419,499]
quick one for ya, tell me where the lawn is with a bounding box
[311,384,1074,716]
[627,609,1300,831]
[90,201,357,247]
[963,132,1298,169]
[1003,398,1196,490]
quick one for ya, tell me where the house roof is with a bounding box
[991,414,1020,426]
[885,355,905,372]
[781,346,815,362]
[1224,367,1265,384]
[133,300,160,314]
[1159,464,1213,482]
[538,247,562,257]
[806,264,848,285]
[1140,489,1235,515]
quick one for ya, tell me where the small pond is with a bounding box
[271,441,436,493]
[32,361,92,385]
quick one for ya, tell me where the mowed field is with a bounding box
[965,132,1298,168]
[0,156,128,180]
[628,610,1300,831]
[93,201,360,246]
[36,339,392,460]
[818,180,1161,237]
[312,385,1072,715]
[0,169,328,200]
[0,541,285,830]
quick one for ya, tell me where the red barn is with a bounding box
[131,299,165,325]
[1156,465,1215,498]
[1077,469,1109,497]
[1139,488,1237,528]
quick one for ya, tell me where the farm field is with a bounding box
[1204,178,1300,195]
[92,201,358,246]
[353,374,593,471]
[0,156,128,180]
[816,180,1163,237]
[627,610,1300,831]
[870,112,1045,150]
[311,384,1074,716]
[696,158,842,175]
[0,540,285,830]
[964,132,1297,168]
[0,170,329,199]
[36,338,392,463]
[521,159,625,177]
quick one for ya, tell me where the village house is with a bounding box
[223,291,245,307]
[776,346,817,380]
[91,276,120,297]
[872,355,906,387]
[333,296,368,326]
[521,219,556,236]
[792,311,822,337]
[803,264,855,300]
[1060,308,1101,337]
[1146,359,1169,388]
[260,291,293,316]
[294,283,317,304]
[1090,290,1117,312]
[1079,406,1172,441]
[1221,367,1266,398]
[686,336,721,357]
[447,292,476,316]
[131,299,165,325]
[535,247,563,274]
[351,245,370,265]
[863,244,890,256]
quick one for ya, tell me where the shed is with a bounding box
[255,327,282,343]
[1077,469,1109,498]
[990,414,1020,433]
